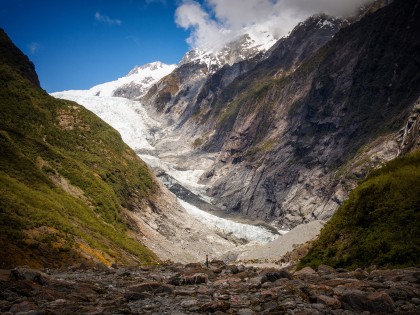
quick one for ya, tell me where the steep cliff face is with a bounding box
[203,0,420,228]
[142,15,345,146]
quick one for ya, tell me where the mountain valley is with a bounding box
[0,1,419,313]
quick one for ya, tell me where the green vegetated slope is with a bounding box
[299,150,420,270]
[0,29,159,268]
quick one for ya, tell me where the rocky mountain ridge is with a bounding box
[139,0,419,228]
[53,0,419,231]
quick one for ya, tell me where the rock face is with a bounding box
[1,264,418,314]
[203,0,420,228]
[141,0,420,229]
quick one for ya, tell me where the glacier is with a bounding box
[179,199,280,243]
[52,60,284,245]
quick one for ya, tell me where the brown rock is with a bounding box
[200,301,230,313]
[294,267,316,276]
[339,290,368,311]
[317,265,337,274]
[317,295,341,309]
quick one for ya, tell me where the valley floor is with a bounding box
[2,264,419,314]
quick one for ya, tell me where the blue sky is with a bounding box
[1,0,191,92]
[1,0,369,92]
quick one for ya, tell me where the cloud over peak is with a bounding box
[175,0,372,51]
[95,12,122,26]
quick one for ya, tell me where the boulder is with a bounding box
[260,270,293,283]
[200,301,230,313]
[9,267,49,285]
[168,273,208,286]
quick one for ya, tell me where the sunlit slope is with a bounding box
[0,29,158,268]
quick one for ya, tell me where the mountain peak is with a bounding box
[127,61,173,77]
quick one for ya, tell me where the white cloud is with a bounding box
[28,42,40,54]
[95,12,122,26]
[175,0,372,50]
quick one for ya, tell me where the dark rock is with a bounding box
[168,273,208,286]
[366,291,394,313]
[10,267,49,285]
[200,301,230,313]
[128,282,174,294]
[339,290,368,311]
[340,290,394,313]
[9,301,38,313]
[260,270,292,283]
[124,291,152,301]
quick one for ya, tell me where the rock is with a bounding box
[317,265,337,274]
[366,291,394,313]
[0,265,417,315]
[317,295,341,309]
[9,267,49,285]
[9,301,38,313]
[237,308,255,315]
[115,268,131,277]
[294,267,317,277]
[124,291,152,301]
[200,301,230,313]
[128,282,174,294]
[339,290,394,312]
[180,299,198,308]
[339,290,368,311]
[168,273,208,286]
[260,270,292,283]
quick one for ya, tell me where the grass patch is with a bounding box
[298,150,420,270]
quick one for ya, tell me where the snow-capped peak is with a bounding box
[180,24,278,71]
[127,61,169,76]
[58,61,176,99]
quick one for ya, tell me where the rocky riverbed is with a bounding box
[1,263,419,314]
